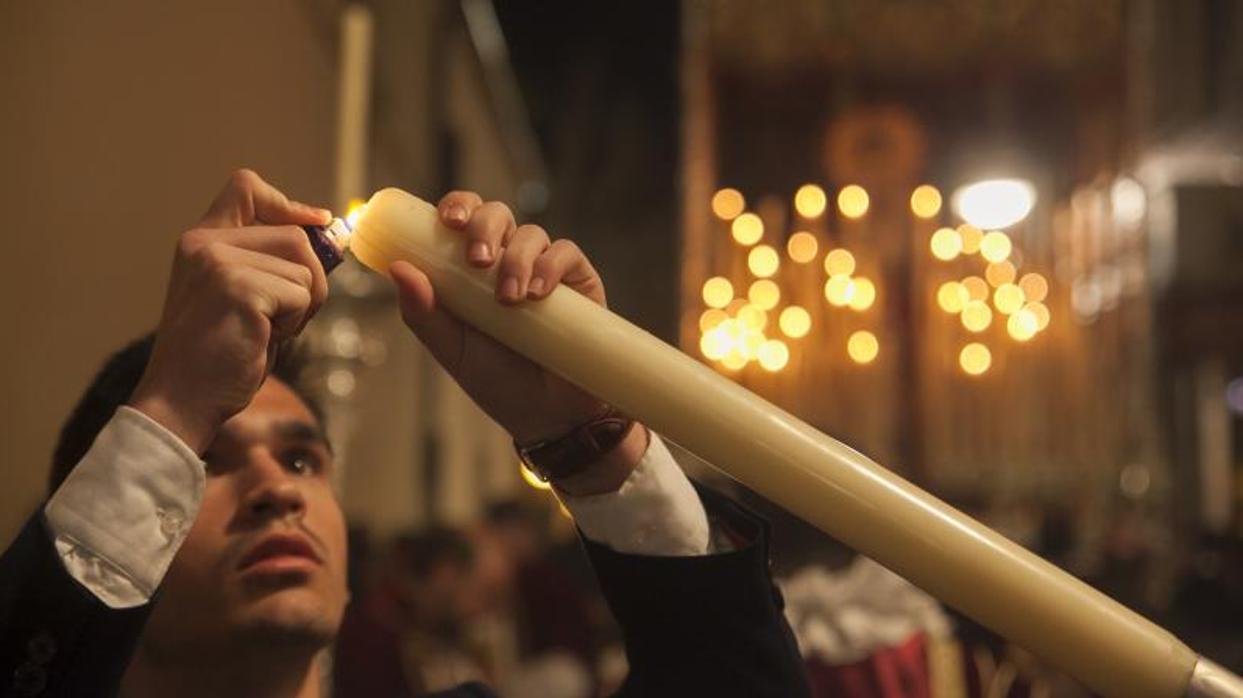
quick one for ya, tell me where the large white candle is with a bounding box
[349,187,1213,698]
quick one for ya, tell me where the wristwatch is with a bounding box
[516,406,636,483]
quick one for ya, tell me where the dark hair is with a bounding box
[49,334,323,495]
[392,527,475,580]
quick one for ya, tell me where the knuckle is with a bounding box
[516,223,549,242]
[229,168,259,190]
[551,238,580,256]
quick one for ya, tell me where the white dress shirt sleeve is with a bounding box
[558,432,711,557]
[43,406,205,609]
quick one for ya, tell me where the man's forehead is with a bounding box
[220,378,325,440]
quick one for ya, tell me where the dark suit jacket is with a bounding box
[1,485,810,697]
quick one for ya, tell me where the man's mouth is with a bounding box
[237,533,323,574]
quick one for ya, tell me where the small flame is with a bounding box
[345,198,367,229]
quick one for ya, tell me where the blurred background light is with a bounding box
[823,248,856,277]
[958,224,984,254]
[979,231,1013,263]
[1018,273,1049,303]
[1026,301,1051,331]
[837,184,870,219]
[959,343,992,376]
[747,279,781,310]
[986,261,1017,287]
[737,304,768,331]
[930,227,963,260]
[993,283,1026,314]
[787,231,819,263]
[962,276,990,302]
[951,178,1036,229]
[1110,176,1147,228]
[849,277,876,311]
[731,212,764,245]
[748,245,780,277]
[1007,308,1039,341]
[910,184,943,219]
[702,276,734,308]
[757,339,790,372]
[794,184,828,219]
[961,301,993,332]
[698,307,728,332]
[847,330,879,364]
[824,275,857,307]
[937,281,968,313]
[778,306,811,338]
[712,187,746,220]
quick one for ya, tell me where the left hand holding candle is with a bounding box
[389,191,647,495]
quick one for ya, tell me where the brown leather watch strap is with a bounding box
[516,406,635,483]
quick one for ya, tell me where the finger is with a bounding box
[529,239,606,306]
[227,267,314,340]
[217,246,322,334]
[437,191,485,229]
[200,168,331,229]
[461,201,517,268]
[495,224,551,303]
[389,261,467,373]
[204,226,329,316]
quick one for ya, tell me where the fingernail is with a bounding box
[527,277,546,296]
[500,276,519,300]
[469,241,492,264]
[446,204,468,225]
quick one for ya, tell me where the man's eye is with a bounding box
[284,448,325,476]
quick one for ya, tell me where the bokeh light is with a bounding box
[849,277,876,311]
[757,339,790,372]
[979,231,1013,263]
[1018,273,1049,303]
[937,281,968,313]
[993,283,1026,315]
[721,350,748,371]
[824,275,857,307]
[794,184,828,219]
[930,227,963,261]
[847,331,879,364]
[711,188,746,220]
[778,306,811,338]
[1007,308,1039,341]
[962,276,990,302]
[961,301,993,332]
[698,308,728,332]
[910,184,943,219]
[985,261,1017,287]
[837,185,870,219]
[747,279,781,310]
[787,231,819,263]
[823,248,856,277]
[748,245,780,277]
[958,224,983,254]
[737,304,768,331]
[951,179,1036,229]
[700,326,731,360]
[731,212,764,245]
[959,343,992,376]
[1026,301,1051,331]
[702,277,733,308]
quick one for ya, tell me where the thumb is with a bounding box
[390,261,466,371]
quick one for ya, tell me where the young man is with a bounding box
[0,170,809,697]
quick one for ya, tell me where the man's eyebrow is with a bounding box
[274,420,333,453]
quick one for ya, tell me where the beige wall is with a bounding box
[0,3,337,544]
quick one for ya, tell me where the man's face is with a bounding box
[139,378,348,657]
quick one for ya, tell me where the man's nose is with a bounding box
[241,453,307,522]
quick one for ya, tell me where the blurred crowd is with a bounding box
[332,493,1243,698]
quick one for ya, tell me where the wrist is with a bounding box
[551,424,649,497]
[127,389,218,456]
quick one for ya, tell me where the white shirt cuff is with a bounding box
[44,406,205,608]
[559,432,710,557]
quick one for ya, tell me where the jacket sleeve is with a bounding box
[0,513,153,698]
[582,484,811,698]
